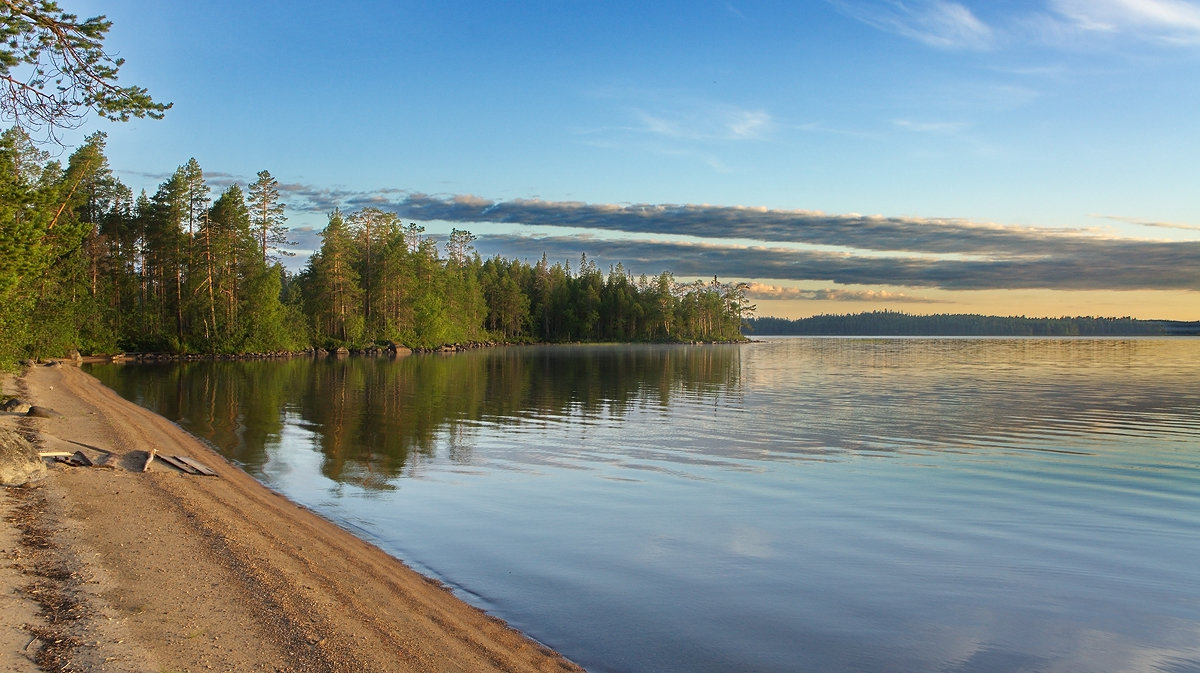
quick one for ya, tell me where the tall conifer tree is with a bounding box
[305,209,362,343]
[247,169,290,264]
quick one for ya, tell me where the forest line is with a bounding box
[0,129,753,366]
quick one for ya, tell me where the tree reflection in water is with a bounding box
[90,344,742,489]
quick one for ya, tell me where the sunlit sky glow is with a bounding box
[63,0,1200,319]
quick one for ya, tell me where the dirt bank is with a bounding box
[1,362,583,673]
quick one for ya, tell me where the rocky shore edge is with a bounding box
[50,336,751,364]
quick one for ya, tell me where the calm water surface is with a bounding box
[90,338,1200,673]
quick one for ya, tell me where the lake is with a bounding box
[89,338,1200,673]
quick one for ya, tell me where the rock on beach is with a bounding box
[0,427,46,486]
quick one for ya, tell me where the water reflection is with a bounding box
[91,344,743,488]
[87,339,1200,673]
[742,337,1200,460]
[89,338,1200,483]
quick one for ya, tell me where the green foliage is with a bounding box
[0,131,750,367]
[0,127,115,364]
[247,169,291,263]
[240,265,306,352]
[0,140,320,365]
[0,0,170,141]
[301,208,362,345]
[0,127,52,302]
[0,292,33,364]
[293,209,750,349]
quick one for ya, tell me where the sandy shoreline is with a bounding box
[2,362,584,673]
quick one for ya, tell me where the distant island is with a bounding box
[745,312,1200,337]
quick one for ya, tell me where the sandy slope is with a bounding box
[2,362,584,673]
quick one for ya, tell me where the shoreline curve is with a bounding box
[1,362,584,673]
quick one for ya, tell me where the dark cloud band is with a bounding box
[473,233,1200,292]
[283,187,1200,292]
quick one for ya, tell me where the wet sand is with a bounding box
[1,362,584,673]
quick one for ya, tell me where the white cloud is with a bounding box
[1049,0,1200,43]
[836,0,1200,48]
[635,110,682,138]
[728,110,773,139]
[831,0,995,50]
[633,104,773,142]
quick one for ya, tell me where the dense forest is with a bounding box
[745,312,1197,336]
[0,130,752,367]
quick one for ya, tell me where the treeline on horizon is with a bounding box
[744,311,1188,336]
[0,129,752,366]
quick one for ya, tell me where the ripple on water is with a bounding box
[87,338,1200,673]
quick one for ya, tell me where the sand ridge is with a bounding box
[2,362,584,673]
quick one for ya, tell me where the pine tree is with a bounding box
[347,207,398,338]
[0,1,170,141]
[247,169,291,264]
[0,127,55,304]
[0,128,125,361]
[144,167,189,344]
[199,185,252,348]
[304,209,362,344]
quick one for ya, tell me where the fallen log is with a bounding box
[173,455,218,476]
[158,454,202,474]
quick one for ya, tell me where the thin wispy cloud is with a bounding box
[830,0,995,50]
[572,90,775,173]
[1050,0,1200,44]
[835,0,1200,49]
[1095,213,1200,231]
[631,103,774,142]
[582,85,776,145]
[728,110,773,139]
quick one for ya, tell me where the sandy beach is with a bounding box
[1,361,584,673]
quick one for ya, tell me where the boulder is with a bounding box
[0,427,47,486]
[2,397,32,414]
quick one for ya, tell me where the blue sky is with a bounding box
[62,0,1200,319]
